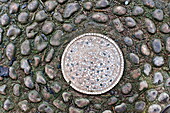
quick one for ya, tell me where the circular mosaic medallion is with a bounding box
[61,33,124,94]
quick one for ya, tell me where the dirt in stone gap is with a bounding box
[0,0,170,112]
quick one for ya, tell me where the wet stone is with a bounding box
[129,53,139,64]
[24,76,34,89]
[18,100,29,112]
[148,104,161,113]
[75,98,90,108]
[42,21,54,35]
[28,90,42,103]
[35,10,47,22]
[69,106,84,113]
[139,81,148,91]
[134,30,144,40]
[160,23,170,34]
[0,13,10,26]
[36,71,46,84]
[166,37,170,52]
[21,40,31,55]
[45,65,56,79]
[147,89,158,101]
[113,6,126,15]
[102,110,112,113]
[152,39,162,53]
[62,92,71,102]
[153,72,163,84]
[34,35,48,52]
[143,63,152,76]
[51,82,61,93]
[53,99,67,111]
[63,3,80,18]
[34,55,40,67]
[158,92,169,103]
[45,1,57,12]
[95,0,109,9]
[18,12,29,24]
[27,0,39,12]
[75,14,87,24]
[50,30,63,46]
[142,0,155,8]
[21,58,31,74]
[108,96,118,105]
[115,103,127,113]
[152,9,164,21]
[113,18,124,32]
[141,44,150,56]
[128,94,138,103]
[63,23,74,32]
[92,13,109,23]
[135,101,146,112]
[26,22,38,38]
[6,25,21,40]
[122,83,132,94]
[0,84,7,95]
[45,48,54,62]
[124,37,133,46]
[83,2,93,10]
[125,17,136,28]
[145,18,156,34]
[132,6,144,16]
[153,56,164,67]
[6,43,15,61]
[9,3,19,14]
[13,84,20,96]
[3,99,13,111]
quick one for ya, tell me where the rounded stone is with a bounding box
[3,99,13,111]
[113,18,124,32]
[147,89,158,101]
[135,101,146,112]
[165,78,170,87]
[45,1,57,12]
[129,53,139,64]
[152,39,162,53]
[21,40,31,55]
[6,43,15,60]
[107,96,118,105]
[92,13,109,23]
[0,13,10,26]
[124,37,133,46]
[121,83,132,94]
[145,18,156,34]
[153,56,164,67]
[13,84,20,96]
[132,6,144,16]
[125,17,136,28]
[62,23,74,32]
[63,3,80,18]
[142,0,155,8]
[95,0,109,9]
[62,92,71,102]
[158,92,169,103]
[166,37,170,52]
[50,30,63,46]
[160,23,170,34]
[45,64,56,79]
[18,100,29,112]
[141,44,150,56]
[153,72,163,84]
[69,106,84,113]
[9,3,19,14]
[27,0,39,12]
[113,6,126,15]
[143,63,152,76]
[18,12,29,24]
[61,33,124,95]
[24,76,34,89]
[75,14,87,24]
[83,2,93,10]
[102,110,112,113]
[115,103,127,113]
[152,9,164,21]
[148,104,161,113]
[35,10,47,22]
[139,80,148,91]
[28,90,42,103]
[42,21,54,35]
[57,0,67,4]
[134,30,144,40]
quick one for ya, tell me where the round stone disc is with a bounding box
[61,33,124,95]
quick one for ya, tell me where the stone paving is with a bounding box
[0,0,170,113]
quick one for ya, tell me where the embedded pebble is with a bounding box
[34,35,48,52]
[139,81,148,91]
[50,30,63,46]
[6,43,15,60]
[18,12,29,24]
[6,25,21,40]
[21,40,31,55]
[153,72,163,84]
[145,18,156,34]
[63,3,80,18]
[57,0,67,4]
[21,58,31,74]
[129,53,139,64]
[132,6,144,16]
[92,13,109,23]
[135,101,146,112]
[45,48,54,62]
[42,21,54,35]
[45,65,56,79]
[75,14,87,24]
[142,0,155,8]
[153,56,164,67]
[38,102,54,113]
[115,103,127,113]
[0,84,7,95]
[128,94,138,103]
[13,84,20,96]
[9,3,19,14]
[53,99,67,111]
[51,82,61,93]
[63,23,74,32]
[83,2,93,10]
[24,76,34,89]
[165,78,170,87]
[147,89,158,101]
[53,12,63,23]
[18,100,29,112]
[152,9,164,21]
[26,22,38,38]
[113,6,126,15]
[148,104,161,113]
[36,71,46,84]
[113,18,124,32]
[125,17,136,28]
[69,106,84,113]
[152,39,162,53]
[45,1,57,12]
[62,92,71,102]
[131,68,141,79]
[166,37,170,52]
[75,98,90,108]
[27,0,39,12]
[124,37,133,46]
[28,90,42,103]
[0,0,8,2]
[143,63,152,76]
[3,99,13,111]
[158,92,169,103]
[122,83,132,94]
[141,44,150,56]
[160,23,170,34]
[34,55,40,67]
[134,30,144,40]
[107,96,118,105]
[0,13,10,26]
[35,10,47,22]
[94,104,101,110]
[95,0,109,9]
[0,28,3,43]
[102,110,112,113]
